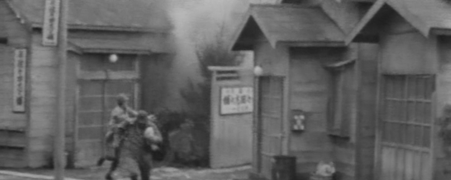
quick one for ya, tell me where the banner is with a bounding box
[13,49,27,112]
[42,0,60,46]
[220,87,253,115]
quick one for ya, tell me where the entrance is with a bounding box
[257,76,284,178]
[379,75,434,180]
[76,79,138,166]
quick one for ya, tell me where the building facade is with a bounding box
[231,0,376,180]
[0,0,172,168]
[233,0,451,180]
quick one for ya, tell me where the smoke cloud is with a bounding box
[162,0,279,111]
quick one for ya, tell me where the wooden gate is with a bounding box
[379,75,434,180]
[76,79,137,166]
[257,76,284,178]
[209,67,253,168]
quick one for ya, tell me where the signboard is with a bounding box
[291,109,306,132]
[13,49,27,112]
[42,0,61,46]
[220,87,253,115]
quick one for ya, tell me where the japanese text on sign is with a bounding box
[13,49,27,112]
[42,0,60,46]
[220,87,253,115]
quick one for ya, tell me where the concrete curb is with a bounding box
[0,170,82,180]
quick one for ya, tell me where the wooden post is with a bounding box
[55,0,68,179]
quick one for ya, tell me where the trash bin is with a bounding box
[272,155,296,180]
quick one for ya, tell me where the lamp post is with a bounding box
[109,54,118,63]
[253,65,263,77]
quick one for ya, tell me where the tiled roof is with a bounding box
[388,0,451,35]
[9,0,171,32]
[231,4,346,50]
[346,0,451,44]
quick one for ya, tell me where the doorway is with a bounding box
[75,79,138,166]
[256,76,285,178]
[379,75,434,180]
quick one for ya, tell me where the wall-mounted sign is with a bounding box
[42,0,60,46]
[291,109,306,132]
[220,87,253,115]
[13,49,27,112]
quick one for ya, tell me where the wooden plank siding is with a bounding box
[290,48,344,176]
[65,52,80,166]
[379,13,437,74]
[27,32,59,167]
[435,36,451,180]
[355,43,379,180]
[253,39,290,178]
[0,0,29,168]
[374,12,437,180]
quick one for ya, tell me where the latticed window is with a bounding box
[382,75,434,148]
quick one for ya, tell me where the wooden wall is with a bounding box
[375,11,438,180]
[290,48,347,177]
[355,43,378,180]
[435,36,451,180]
[253,39,290,173]
[0,1,29,168]
[66,51,80,166]
[26,32,59,167]
[254,41,290,77]
[379,13,437,74]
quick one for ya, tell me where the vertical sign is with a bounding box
[42,0,61,46]
[220,87,253,115]
[13,49,27,112]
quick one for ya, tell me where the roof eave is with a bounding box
[279,41,347,48]
[67,41,83,54]
[81,49,153,55]
[430,27,451,36]
[31,23,169,33]
[345,0,387,45]
[230,10,253,51]
[230,7,278,51]
[346,0,439,45]
[250,10,278,48]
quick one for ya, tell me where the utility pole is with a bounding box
[55,0,68,179]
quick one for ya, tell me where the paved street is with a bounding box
[0,165,250,180]
[0,174,37,180]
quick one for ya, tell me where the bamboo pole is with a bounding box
[55,0,68,179]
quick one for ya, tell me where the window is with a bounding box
[382,75,434,148]
[80,54,137,72]
[325,59,357,138]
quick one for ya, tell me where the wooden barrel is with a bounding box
[271,155,296,180]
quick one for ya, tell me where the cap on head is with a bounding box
[137,110,148,118]
[117,93,129,104]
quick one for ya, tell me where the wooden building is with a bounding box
[231,1,378,180]
[0,0,172,168]
[231,0,379,180]
[347,0,451,179]
[232,0,451,180]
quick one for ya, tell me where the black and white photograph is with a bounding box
[0,0,450,180]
